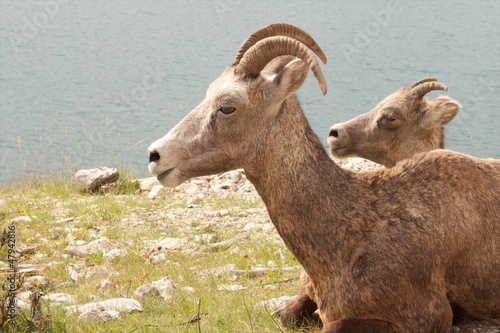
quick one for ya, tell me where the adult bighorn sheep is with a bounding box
[278,78,462,328]
[328,78,462,167]
[147,23,500,332]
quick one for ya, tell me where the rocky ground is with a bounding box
[1,158,498,332]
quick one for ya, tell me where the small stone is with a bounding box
[78,309,120,322]
[148,185,166,199]
[149,252,168,263]
[9,216,32,223]
[218,209,229,217]
[133,277,176,301]
[184,183,202,195]
[152,237,188,251]
[96,279,117,293]
[67,266,81,282]
[256,295,296,311]
[200,264,238,278]
[217,284,247,291]
[24,275,47,285]
[139,177,160,191]
[23,275,48,290]
[103,248,128,260]
[194,233,217,244]
[72,167,119,192]
[16,298,31,311]
[186,196,203,207]
[229,170,242,183]
[41,293,76,303]
[64,237,112,256]
[66,298,143,314]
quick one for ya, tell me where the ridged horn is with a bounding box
[236,36,327,95]
[232,22,327,66]
[410,80,447,98]
[408,78,438,88]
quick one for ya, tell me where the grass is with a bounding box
[0,176,318,333]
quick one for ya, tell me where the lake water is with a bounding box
[1,0,499,184]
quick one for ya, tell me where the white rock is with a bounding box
[64,237,112,256]
[66,298,143,314]
[24,275,48,288]
[103,248,128,260]
[16,298,31,310]
[78,309,120,322]
[262,223,275,232]
[244,222,261,231]
[194,233,217,243]
[41,293,76,303]
[218,209,230,217]
[153,237,188,251]
[228,170,242,183]
[16,291,32,303]
[149,252,168,263]
[67,266,81,282]
[200,264,238,278]
[217,284,247,291]
[333,157,383,172]
[148,185,166,199]
[182,287,195,293]
[96,279,116,292]
[139,177,160,191]
[96,279,117,293]
[186,196,203,207]
[184,183,202,195]
[9,216,32,223]
[72,167,119,191]
[133,277,176,301]
[256,295,296,311]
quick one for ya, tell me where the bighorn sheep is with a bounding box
[328,78,462,167]
[279,78,462,328]
[147,23,500,332]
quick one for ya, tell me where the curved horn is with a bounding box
[236,36,327,95]
[232,23,327,66]
[410,81,448,98]
[408,77,438,88]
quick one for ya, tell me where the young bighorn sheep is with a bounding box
[328,78,461,167]
[278,78,462,328]
[147,23,500,333]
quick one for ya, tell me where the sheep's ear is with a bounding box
[420,96,461,129]
[273,58,309,100]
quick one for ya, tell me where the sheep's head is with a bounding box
[328,78,461,167]
[148,23,327,187]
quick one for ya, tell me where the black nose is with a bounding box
[329,129,339,138]
[149,151,160,163]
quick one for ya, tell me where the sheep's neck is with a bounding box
[245,101,359,277]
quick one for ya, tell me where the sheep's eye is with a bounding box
[218,106,236,115]
[378,115,399,129]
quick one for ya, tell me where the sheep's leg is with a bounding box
[322,319,394,333]
[276,287,319,327]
